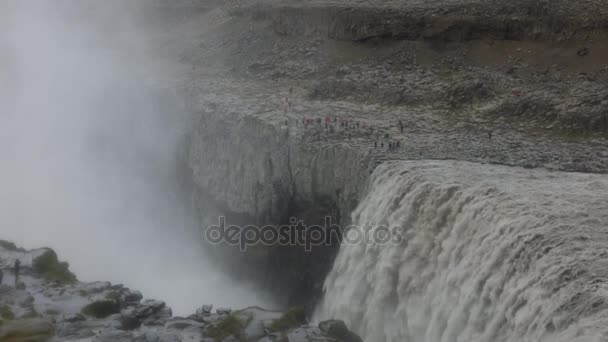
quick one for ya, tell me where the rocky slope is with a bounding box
[0,241,361,342]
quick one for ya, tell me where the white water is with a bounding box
[315,160,608,342]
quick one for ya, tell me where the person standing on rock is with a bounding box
[0,268,3,285]
[14,259,20,287]
[398,120,404,133]
[488,130,493,141]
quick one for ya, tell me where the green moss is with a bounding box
[32,249,77,284]
[0,305,15,320]
[81,300,120,319]
[269,307,306,333]
[0,240,25,252]
[206,314,247,342]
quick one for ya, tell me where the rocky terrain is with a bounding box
[156,0,608,310]
[0,241,361,342]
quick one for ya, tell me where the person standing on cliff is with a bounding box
[0,268,3,285]
[14,259,20,288]
[398,120,404,133]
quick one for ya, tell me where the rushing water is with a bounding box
[315,160,608,342]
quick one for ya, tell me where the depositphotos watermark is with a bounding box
[204,216,404,251]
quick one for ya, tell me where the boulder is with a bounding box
[61,313,86,323]
[120,299,171,329]
[121,290,143,305]
[196,304,213,317]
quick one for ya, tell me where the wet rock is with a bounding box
[202,304,213,315]
[81,300,121,319]
[121,289,143,305]
[119,314,142,331]
[319,320,363,342]
[142,306,172,326]
[194,304,213,318]
[61,313,86,323]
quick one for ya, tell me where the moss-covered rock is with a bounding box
[206,314,247,342]
[81,300,120,319]
[32,249,77,284]
[269,307,306,333]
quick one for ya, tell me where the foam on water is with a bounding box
[315,160,608,342]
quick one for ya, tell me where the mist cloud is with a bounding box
[0,0,269,314]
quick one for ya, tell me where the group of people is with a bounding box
[287,103,412,153]
[0,259,21,288]
[375,140,401,152]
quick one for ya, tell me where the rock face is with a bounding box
[188,99,371,308]
[0,243,358,342]
[189,108,368,225]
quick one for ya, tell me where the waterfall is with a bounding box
[315,160,608,342]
